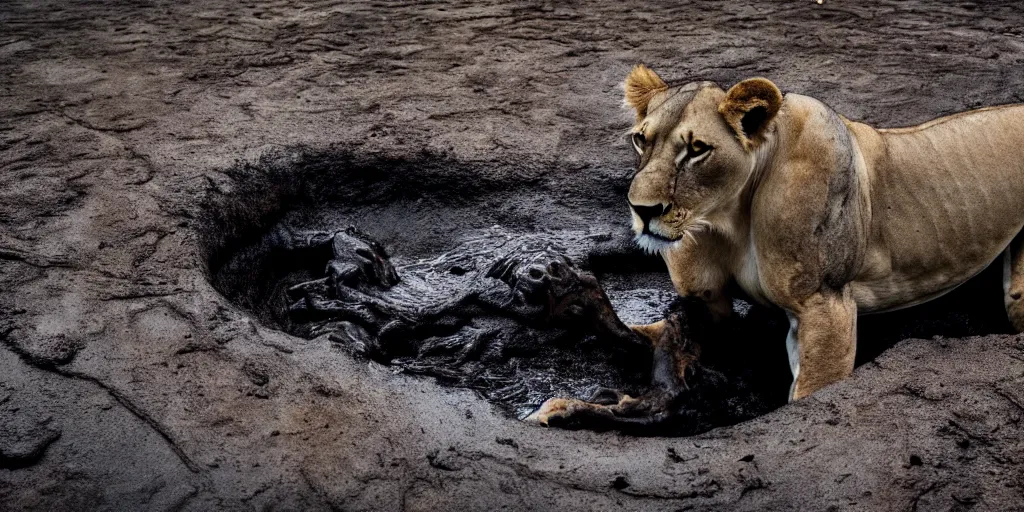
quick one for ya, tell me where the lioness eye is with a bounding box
[691,140,710,155]
[631,132,646,154]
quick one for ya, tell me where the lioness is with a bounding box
[527,65,1024,425]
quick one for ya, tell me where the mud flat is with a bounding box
[3,1,1024,510]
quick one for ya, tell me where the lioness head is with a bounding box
[623,65,783,254]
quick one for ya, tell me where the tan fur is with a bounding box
[1005,234,1024,331]
[718,78,783,149]
[623,66,1024,399]
[623,64,668,120]
[525,395,644,426]
[789,289,857,399]
[630,319,666,345]
[663,232,733,321]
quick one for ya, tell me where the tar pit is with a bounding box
[207,148,1013,435]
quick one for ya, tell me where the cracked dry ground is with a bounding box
[3,0,1024,510]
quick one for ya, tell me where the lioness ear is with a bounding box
[624,64,668,120]
[718,78,783,149]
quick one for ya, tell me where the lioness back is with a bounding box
[848,105,1024,312]
[615,66,1024,402]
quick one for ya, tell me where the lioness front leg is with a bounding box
[787,287,858,400]
[630,288,729,345]
[1003,233,1024,332]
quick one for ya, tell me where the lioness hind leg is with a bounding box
[1003,233,1024,332]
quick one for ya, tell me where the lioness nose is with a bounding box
[630,202,668,226]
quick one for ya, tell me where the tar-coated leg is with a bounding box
[525,312,701,430]
[630,320,666,345]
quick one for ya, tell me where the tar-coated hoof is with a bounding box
[524,398,574,427]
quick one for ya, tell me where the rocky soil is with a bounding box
[3,0,1024,510]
